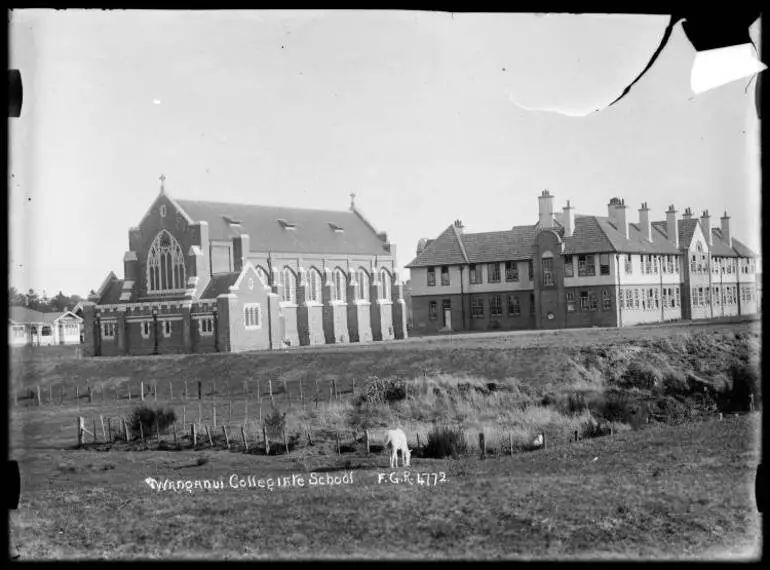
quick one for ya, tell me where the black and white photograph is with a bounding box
[7,9,763,560]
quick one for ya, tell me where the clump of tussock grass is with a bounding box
[422,424,468,459]
[128,405,176,439]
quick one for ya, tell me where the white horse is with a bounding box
[384,428,411,468]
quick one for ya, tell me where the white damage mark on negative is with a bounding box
[690,43,766,95]
[507,94,600,117]
[153,99,161,105]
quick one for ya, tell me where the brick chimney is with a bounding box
[453,219,465,234]
[720,211,732,247]
[682,207,693,220]
[615,198,628,239]
[562,200,575,238]
[700,210,712,246]
[638,202,651,242]
[416,238,429,257]
[665,205,679,248]
[538,189,555,229]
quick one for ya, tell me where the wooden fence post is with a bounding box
[329,384,333,404]
[198,381,202,400]
[268,380,273,403]
[229,400,232,425]
[155,420,160,444]
[222,426,230,449]
[169,382,173,400]
[336,431,341,455]
[139,422,145,443]
[35,386,41,406]
[173,422,178,449]
[183,406,186,428]
[100,415,106,442]
[479,432,486,459]
[213,404,217,429]
[184,380,188,400]
[88,385,93,403]
[92,418,98,442]
[282,377,287,394]
[191,424,197,448]
[206,425,213,448]
[128,385,131,401]
[76,385,79,403]
[307,430,313,446]
[257,380,261,405]
[140,382,144,401]
[283,429,289,454]
[153,382,157,401]
[365,430,370,454]
[574,430,579,443]
[244,401,248,424]
[263,424,270,455]
[416,432,421,451]
[241,425,248,452]
[198,403,203,427]
[509,432,514,455]
[77,417,84,447]
[299,379,304,402]
[749,393,755,412]
[332,379,337,401]
[123,419,129,442]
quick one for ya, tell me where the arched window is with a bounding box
[379,268,391,301]
[306,267,322,303]
[256,266,270,288]
[280,267,296,303]
[147,230,186,293]
[333,268,346,302]
[357,268,370,301]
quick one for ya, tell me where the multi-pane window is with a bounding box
[674,288,680,307]
[356,269,370,302]
[161,320,172,338]
[102,321,116,338]
[429,301,438,321]
[599,254,610,276]
[469,264,482,285]
[505,261,519,282]
[654,288,659,309]
[542,258,554,286]
[488,263,501,283]
[578,255,596,277]
[652,256,659,274]
[490,295,502,318]
[662,288,668,308]
[146,230,186,293]
[508,295,521,316]
[471,296,484,318]
[667,255,674,274]
[306,268,322,303]
[380,269,391,301]
[530,294,535,315]
[441,266,450,286]
[281,267,297,303]
[564,256,574,278]
[427,267,436,287]
[580,291,589,310]
[643,255,651,274]
[333,269,346,302]
[625,289,633,309]
[566,291,575,312]
[244,304,262,329]
[714,286,721,306]
[141,321,151,339]
[634,289,640,309]
[624,254,632,274]
[12,326,25,339]
[528,260,534,281]
[589,293,598,311]
[198,317,214,336]
[602,289,611,310]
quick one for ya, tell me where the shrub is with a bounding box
[566,392,588,415]
[128,405,176,439]
[264,406,287,433]
[721,362,761,412]
[621,360,663,391]
[359,377,407,406]
[597,390,631,423]
[423,424,468,459]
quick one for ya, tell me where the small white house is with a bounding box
[8,307,84,347]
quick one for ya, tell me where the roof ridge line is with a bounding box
[451,224,470,264]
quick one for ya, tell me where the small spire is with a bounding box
[159,173,166,193]
[349,192,356,209]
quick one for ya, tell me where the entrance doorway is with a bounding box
[442,299,452,330]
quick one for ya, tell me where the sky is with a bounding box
[8,10,762,297]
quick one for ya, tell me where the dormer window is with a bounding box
[328,222,344,233]
[277,219,297,230]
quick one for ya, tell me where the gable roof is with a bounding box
[199,273,240,299]
[406,225,469,268]
[651,219,700,250]
[461,226,537,263]
[174,199,390,256]
[9,306,67,324]
[97,278,128,305]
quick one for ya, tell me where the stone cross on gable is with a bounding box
[159,174,166,192]
[349,192,356,208]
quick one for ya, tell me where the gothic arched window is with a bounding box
[357,268,370,301]
[147,230,186,293]
[380,268,391,301]
[280,267,296,304]
[333,268,347,302]
[256,266,270,288]
[306,267,322,303]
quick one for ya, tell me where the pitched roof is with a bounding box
[199,273,240,299]
[98,278,127,305]
[707,229,738,257]
[650,218,701,250]
[9,306,63,324]
[174,199,390,256]
[405,225,469,268]
[461,226,537,263]
[728,236,757,258]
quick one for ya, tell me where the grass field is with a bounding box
[8,319,763,559]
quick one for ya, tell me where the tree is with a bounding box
[25,289,39,310]
[8,286,26,307]
[50,290,69,313]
